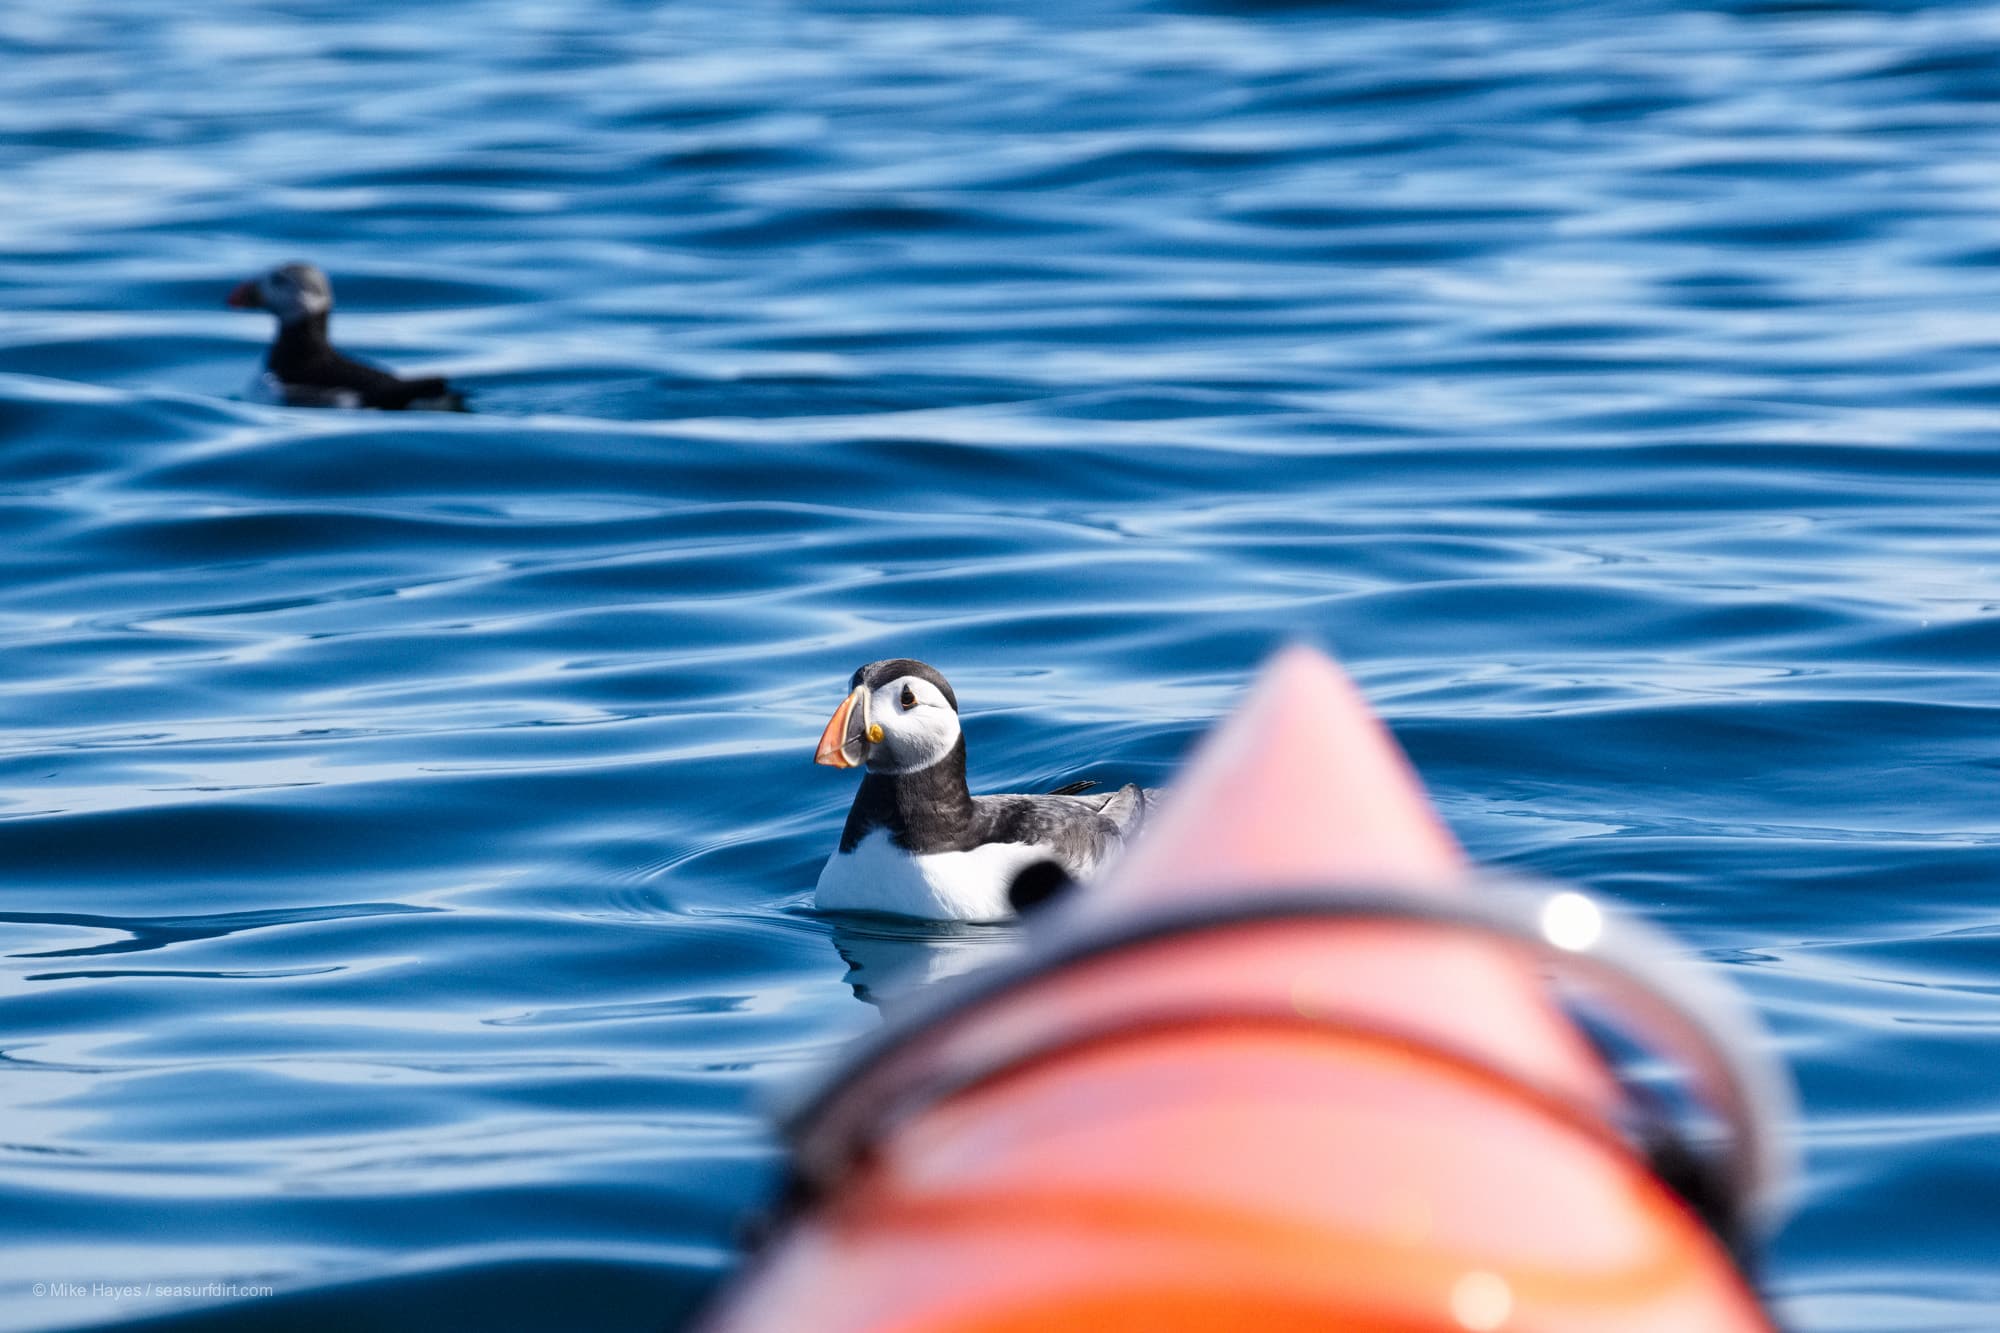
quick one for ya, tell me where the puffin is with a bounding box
[812,658,1156,921]
[226,262,464,410]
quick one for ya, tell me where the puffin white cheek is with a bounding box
[877,707,960,773]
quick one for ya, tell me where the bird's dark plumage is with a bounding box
[229,261,464,411]
[851,658,957,710]
[266,314,459,410]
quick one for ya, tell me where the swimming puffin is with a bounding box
[226,262,464,410]
[813,658,1156,921]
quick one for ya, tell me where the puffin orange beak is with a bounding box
[815,686,877,769]
[226,280,262,309]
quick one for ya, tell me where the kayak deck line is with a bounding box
[781,882,1792,1255]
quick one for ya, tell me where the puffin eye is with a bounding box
[899,684,917,710]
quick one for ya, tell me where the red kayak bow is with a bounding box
[702,646,1788,1333]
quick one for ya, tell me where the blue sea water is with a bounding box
[3,0,1999,1327]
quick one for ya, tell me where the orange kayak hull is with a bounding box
[702,648,1775,1333]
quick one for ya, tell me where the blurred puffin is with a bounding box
[227,261,463,410]
[813,658,1156,921]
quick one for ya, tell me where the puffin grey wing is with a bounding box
[1095,783,1155,840]
[969,793,1126,878]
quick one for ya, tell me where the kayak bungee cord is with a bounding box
[778,879,1795,1265]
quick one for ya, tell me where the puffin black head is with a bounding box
[227,261,333,325]
[850,658,957,711]
[815,658,962,774]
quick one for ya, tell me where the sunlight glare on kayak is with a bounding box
[1539,891,1603,953]
[1448,1269,1513,1332]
